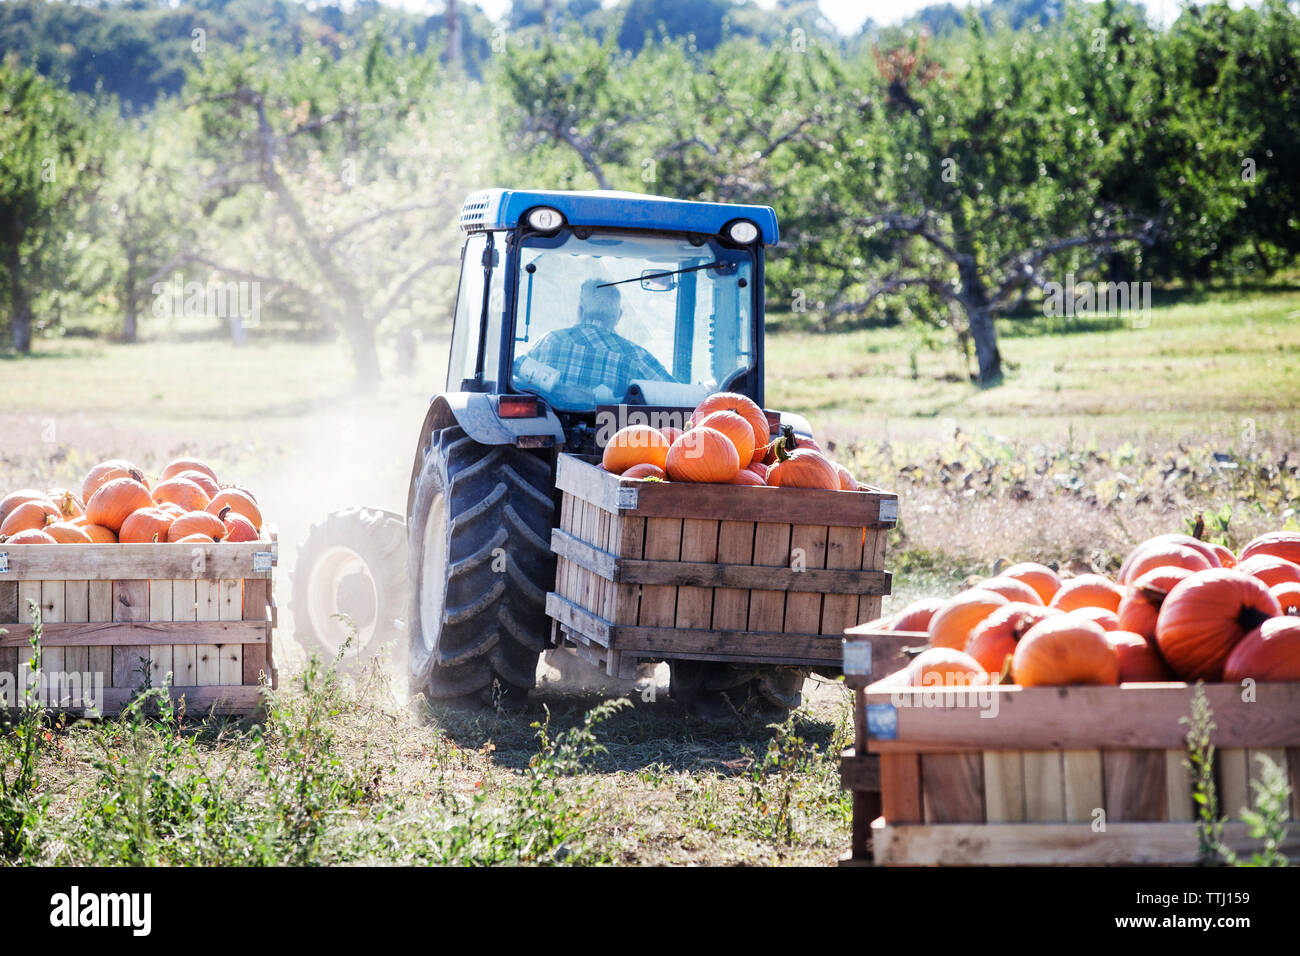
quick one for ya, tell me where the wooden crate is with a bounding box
[0,533,279,716]
[838,620,926,865]
[862,676,1300,865]
[545,454,897,678]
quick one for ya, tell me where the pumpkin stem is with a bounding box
[1135,583,1171,606]
[1239,605,1274,633]
[218,506,232,521]
[772,436,793,463]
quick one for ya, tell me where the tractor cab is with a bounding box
[445,189,779,452]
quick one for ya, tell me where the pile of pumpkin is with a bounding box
[0,458,264,545]
[601,391,858,490]
[880,530,1300,688]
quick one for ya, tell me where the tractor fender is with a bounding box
[406,392,565,520]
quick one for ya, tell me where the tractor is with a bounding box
[293,188,819,714]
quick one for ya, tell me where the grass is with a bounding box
[1,284,1297,865]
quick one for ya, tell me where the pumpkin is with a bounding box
[975,576,1044,606]
[1155,569,1281,681]
[1106,630,1175,682]
[86,477,154,534]
[219,509,259,543]
[1238,531,1300,567]
[928,589,1011,650]
[1270,581,1300,615]
[748,461,769,481]
[1066,606,1121,631]
[904,647,988,687]
[1223,617,1300,684]
[119,507,175,544]
[1234,554,1300,590]
[160,457,219,484]
[1116,566,1194,643]
[46,522,93,544]
[46,488,85,520]
[207,489,263,530]
[157,502,186,517]
[80,524,117,544]
[602,425,671,474]
[0,499,59,537]
[1049,574,1124,613]
[174,469,221,499]
[692,392,770,466]
[1208,542,1236,569]
[4,529,56,544]
[832,462,857,492]
[728,468,767,486]
[152,477,212,513]
[175,533,215,544]
[1000,562,1062,604]
[665,427,740,484]
[659,425,685,445]
[82,460,147,504]
[1118,534,1220,583]
[965,603,1060,676]
[0,489,51,527]
[886,597,946,633]
[167,511,228,542]
[1011,617,1119,687]
[621,462,667,481]
[1122,542,1214,584]
[765,436,839,491]
[696,411,756,468]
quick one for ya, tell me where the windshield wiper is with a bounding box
[597,260,729,288]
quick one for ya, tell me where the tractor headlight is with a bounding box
[726,220,760,244]
[526,206,565,232]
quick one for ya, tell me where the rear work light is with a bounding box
[499,395,540,418]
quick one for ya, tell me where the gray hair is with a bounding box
[579,278,621,326]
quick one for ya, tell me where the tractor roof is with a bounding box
[458,188,780,244]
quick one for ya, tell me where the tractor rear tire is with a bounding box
[292,506,407,668]
[408,426,555,708]
[668,661,807,720]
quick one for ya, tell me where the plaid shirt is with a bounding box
[527,321,674,394]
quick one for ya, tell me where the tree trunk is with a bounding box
[966,305,1002,385]
[8,246,32,353]
[342,313,381,388]
[123,250,139,343]
[446,0,462,72]
[950,205,1001,384]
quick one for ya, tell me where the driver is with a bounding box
[522,278,674,400]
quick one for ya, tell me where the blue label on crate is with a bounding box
[866,703,898,740]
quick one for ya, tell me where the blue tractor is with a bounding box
[294,188,816,714]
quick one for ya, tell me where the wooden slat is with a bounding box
[636,517,680,627]
[0,621,269,646]
[871,819,1300,867]
[88,580,112,621]
[18,581,40,623]
[921,753,985,823]
[219,644,243,686]
[711,520,754,631]
[62,580,89,691]
[1165,749,1194,821]
[674,518,717,629]
[821,525,864,636]
[611,557,891,593]
[612,623,843,665]
[0,581,16,622]
[195,578,220,687]
[1290,747,1300,822]
[170,578,198,687]
[41,580,65,625]
[783,524,828,635]
[1062,749,1104,823]
[195,644,222,687]
[242,577,269,687]
[148,580,174,688]
[982,751,1026,822]
[842,631,925,689]
[1219,747,1250,821]
[879,753,923,824]
[112,580,149,690]
[0,541,274,580]
[839,748,881,791]
[747,522,790,632]
[545,593,611,647]
[1023,751,1066,822]
[612,515,644,627]
[858,529,889,625]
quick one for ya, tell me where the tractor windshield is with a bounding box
[510,231,755,411]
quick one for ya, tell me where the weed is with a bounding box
[0,601,50,862]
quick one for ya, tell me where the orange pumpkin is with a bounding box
[46,488,85,520]
[175,533,215,544]
[621,462,667,481]
[602,425,671,474]
[46,522,93,544]
[1223,617,1300,684]
[80,524,117,544]
[1118,534,1221,584]
[976,576,1044,606]
[167,511,228,542]
[885,597,946,633]
[928,589,1011,650]
[86,477,155,534]
[1155,569,1281,681]
[659,425,685,445]
[728,468,767,486]
[160,457,219,484]
[153,476,212,513]
[748,461,769,481]
[1270,581,1300,615]
[1011,617,1119,687]
[1208,542,1236,569]
[1106,630,1175,682]
[692,392,770,467]
[207,489,263,531]
[665,427,740,483]
[1234,554,1300,590]
[0,499,59,537]
[1238,531,1300,567]
[696,411,756,469]
[965,603,1060,676]
[1117,566,1194,643]
[82,460,148,504]
[1122,542,1214,584]
[765,438,839,491]
[1049,574,1124,613]
[4,528,55,544]
[119,507,175,544]
[832,462,857,492]
[0,489,51,527]
[1000,562,1062,604]
[174,469,221,499]
[1066,605,1121,631]
[220,509,259,543]
[904,647,988,687]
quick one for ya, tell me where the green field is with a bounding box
[1,287,1297,865]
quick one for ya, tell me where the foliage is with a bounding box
[0,602,50,862]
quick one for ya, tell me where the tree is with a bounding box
[0,66,102,352]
